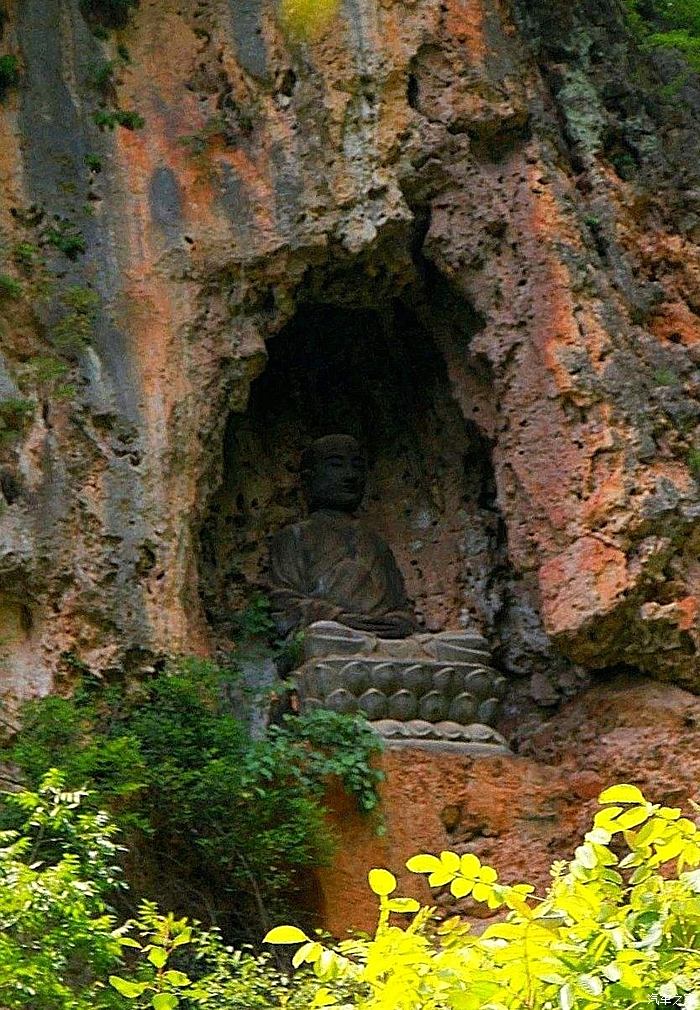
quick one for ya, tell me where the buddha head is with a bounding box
[301,434,366,513]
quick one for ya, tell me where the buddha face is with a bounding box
[303,435,366,513]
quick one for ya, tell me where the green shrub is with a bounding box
[4,658,383,945]
[268,783,700,1010]
[85,153,104,173]
[626,0,700,70]
[18,355,75,400]
[44,219,86,260]
[230,590,277,640]
[13,241,40,270]
[0,771,127,1009]
[94,108,145,131]
[88,58,119,95]
[0,773,342,1008]
[271,708,384,815]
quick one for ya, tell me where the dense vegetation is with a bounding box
[0,772,332,1009]
[628,0,700,70]
[1,658,383,944]
[269,783,700,1009]
[1,777,700,1008]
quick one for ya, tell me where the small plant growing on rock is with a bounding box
[44,218,86,260]
[87,57,119,96]
[93,107,144,131]
[12,241,40,270]
[52,285,100,355]
[231,590,277,640]
[0,54,19,100]
[85,152,103,173]
[688,446,700,478]
[0,397,34,446]
[18,355,75,400]
[0,273,22,300]
[654,367,680,386]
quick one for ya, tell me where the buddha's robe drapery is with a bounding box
[268,509,414,636]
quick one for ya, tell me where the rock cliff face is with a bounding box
[0,0,698,705]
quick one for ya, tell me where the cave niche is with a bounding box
[200,293,505,649]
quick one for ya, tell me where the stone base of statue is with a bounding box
[292,621,511,754]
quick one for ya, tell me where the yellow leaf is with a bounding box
[263,925,309,945]
[598,784,647,805]
[472,882,493,902]
[653,835,685,864]
[406,854,442,874]
[478,865,498,883]
[459,853,480,876]
[634,818,665,847]
[613,806,651,831]
[504,892,533,918]
[427,869,454,887]
[439,851,461,872]
[292,941,322,968]
[594,807,625,833]
[482,923,523,940]
[590,843,618,866]
[450,877,473,898]
[309,989,337,1005]
[368,868,397,896]
[311,988,338,1008]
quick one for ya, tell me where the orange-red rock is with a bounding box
[316,678,700,936]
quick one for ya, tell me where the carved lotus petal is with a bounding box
[418,691,449,723]
[325,688,358,715]
[477,697,499,724]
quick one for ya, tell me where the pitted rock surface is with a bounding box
[0,0,697,702]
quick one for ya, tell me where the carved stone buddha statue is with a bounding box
[268,434,416,639]
[267,435,509,752]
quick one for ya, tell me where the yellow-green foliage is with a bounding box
[267,784,700,1009]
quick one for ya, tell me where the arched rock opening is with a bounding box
[199,286,510,659]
